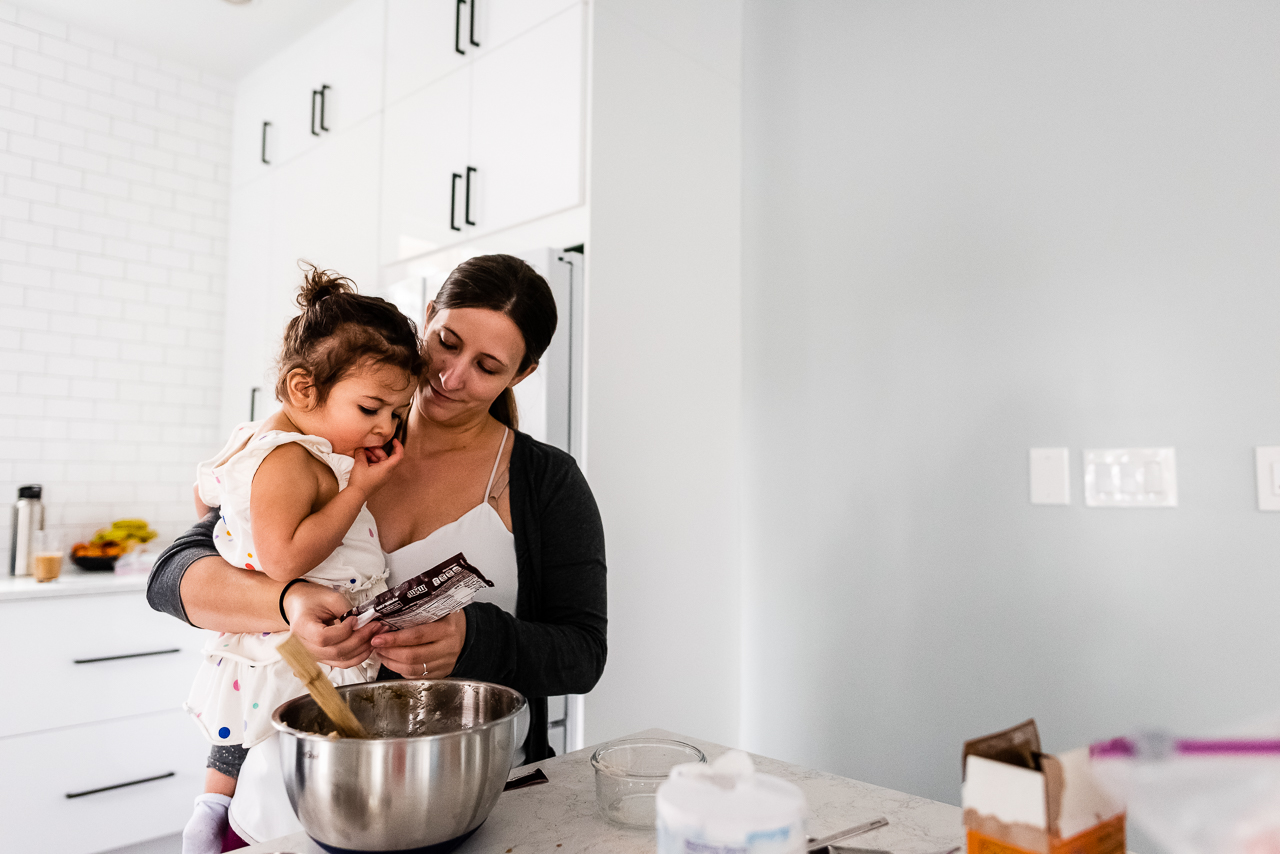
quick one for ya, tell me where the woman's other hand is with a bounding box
[282,581,386,668]
[371,609,466,678]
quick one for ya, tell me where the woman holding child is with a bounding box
[147,254,607,848]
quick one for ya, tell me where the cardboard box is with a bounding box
[962,720,1125,854]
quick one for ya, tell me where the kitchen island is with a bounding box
[238,727,963,853]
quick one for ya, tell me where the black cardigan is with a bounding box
[147,430,608,762]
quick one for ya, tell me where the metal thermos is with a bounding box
[9,484,43,577]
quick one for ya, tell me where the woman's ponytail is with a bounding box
[488,387,519,431]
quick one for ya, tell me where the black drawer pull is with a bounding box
[469,0,480,47]
[74,648,180,665]
[260,121,270,164]
[450,172,462,231]
[318,84,330,132]
[455,0,466,55]
[465,165,477,226]
[66,771,175,799]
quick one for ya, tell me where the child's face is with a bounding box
[311,362,416,456]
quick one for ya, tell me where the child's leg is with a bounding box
[204,767,237,797]
[183,746,248,854]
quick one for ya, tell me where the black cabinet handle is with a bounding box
[318,84,330,132]
[66,772,175,799]
[455,0,466,55]
[75,648,180,665]
[465,166,477,226]
[469,0,480,47]
[260,121,270,164]
[250,386,259,420]
[311,85,331,136]
[450,173,462,231]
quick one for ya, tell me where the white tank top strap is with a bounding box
[484,427,509,501]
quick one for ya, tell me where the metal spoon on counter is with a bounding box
[807,816,889,853]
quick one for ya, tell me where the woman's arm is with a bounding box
[147,510,385,666]
[373,449,607,697]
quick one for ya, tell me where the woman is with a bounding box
[148,254,607,845]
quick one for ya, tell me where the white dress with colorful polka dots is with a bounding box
[184,422,389,749]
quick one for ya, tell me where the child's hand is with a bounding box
[348,437,404,498]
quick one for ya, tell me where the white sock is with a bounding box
[183,792,232,854]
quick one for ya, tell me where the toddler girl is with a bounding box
[181,266,423,854]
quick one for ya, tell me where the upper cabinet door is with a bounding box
[229,72,291,189]
[271,0,386,163]
[221,176,275,433]
[469,5,585,236]
[233,0,385,179]
[380,68,473,264]
[272,116,385,316]
[385,0,579,107]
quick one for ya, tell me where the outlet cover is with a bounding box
[1084,448,1177,508]
[1255,447,1280,511]
[1029,448,1070,505]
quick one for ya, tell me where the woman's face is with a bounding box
[418,304,533,423]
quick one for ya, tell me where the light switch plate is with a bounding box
[1084,448,1177,508]
[1255,447,1280,511]
[1029,448,1070,505]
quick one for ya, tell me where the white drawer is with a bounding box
[0,710,209,854]
[0,591,208,737]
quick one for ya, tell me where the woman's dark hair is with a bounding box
[431,254,557,429]
[275,263,425,407]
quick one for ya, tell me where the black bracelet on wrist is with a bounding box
[279,578,309,626]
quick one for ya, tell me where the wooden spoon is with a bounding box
[276,633,368,738]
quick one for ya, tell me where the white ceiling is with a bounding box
[14,0,354,81]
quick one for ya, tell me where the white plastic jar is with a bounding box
[656,749,808,854]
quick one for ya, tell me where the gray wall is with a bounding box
[583,0,745,747]
[741,0,1280,807]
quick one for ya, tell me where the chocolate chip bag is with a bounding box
[344,552,494,631]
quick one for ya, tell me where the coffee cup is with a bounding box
[31,530,63,583]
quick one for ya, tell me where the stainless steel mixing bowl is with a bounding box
[272,679,529,854]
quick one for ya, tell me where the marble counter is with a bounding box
[0,565,148,601]
[239,727,963,854]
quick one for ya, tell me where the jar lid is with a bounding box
[17,484,41,499]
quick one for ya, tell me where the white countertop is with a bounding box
[240,727,963,854]
[0,566,149,601]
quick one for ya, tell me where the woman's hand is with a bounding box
[371,609,466,678]
[282,581,386,668]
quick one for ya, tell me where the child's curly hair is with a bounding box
[275,263,425,407]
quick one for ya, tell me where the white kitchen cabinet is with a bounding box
[384,0,579,107]
[0,710,208,854]
[220,174,275,434]
[221,114,382,430]
[0,592,203,739]
[381,68,473,263]
[0,584,209,854]
[470,5,585,236]
[380,3,585,264]
[270,114,383,312]
[230,0,386,187]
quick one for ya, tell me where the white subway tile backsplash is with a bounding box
[10,131,58,160]
[0,106,35,133]
[0,7,229,546]
[34,117,84,145]
[26,245,75,268]
[0,20,38,51]
[40,37,87,68]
